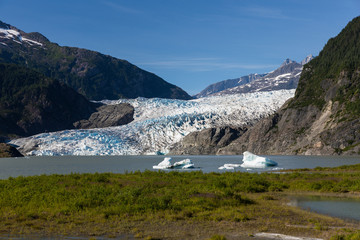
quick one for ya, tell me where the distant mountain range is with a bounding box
[0,20,191,101]
[194,73,266,98]
[194,55,313,98]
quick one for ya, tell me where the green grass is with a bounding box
[0,171,261,223]
[330,231,360,240]
[1,166,360,239]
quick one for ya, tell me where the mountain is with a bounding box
[193,73,266,98]
[194,55,313,98]
[10,90,295,155]
[169,126,248,155]
[217,16,360,155]
[211,56,313,96]
[0,63,134,138]
[0,143,23,158]
[301,55,314,65]
[0,20,191,101]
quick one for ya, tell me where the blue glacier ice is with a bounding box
[11,90,295,156]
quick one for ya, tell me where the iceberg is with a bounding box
[172,159,195,169]
[240,151,277,168]
[152,157,172,169]
[153,157,194,169]
[218,164,241,170]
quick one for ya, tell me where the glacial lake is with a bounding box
[1,154,360,179]
[290,196,360,222]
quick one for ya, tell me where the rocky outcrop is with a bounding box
[218,96,360,156]
[170,126,248,155]
[74,103,134,129]
[0,143,23,158]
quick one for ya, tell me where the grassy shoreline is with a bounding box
[1,165,360,239]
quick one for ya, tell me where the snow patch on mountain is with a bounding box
[22,37,43,46]
[274,73,292,81]
[0,28,43,46]
[195,56,314,98]
[210,59,305,96]
[11,90,295,156]
[301,54,314,65]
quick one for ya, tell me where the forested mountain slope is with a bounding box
[0,20,191,100]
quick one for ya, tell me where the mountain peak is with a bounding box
[280,58,296,67]
[301,54,314,65]
[0,20,49,44]
[0,20,10,30]
[26,32,50,43]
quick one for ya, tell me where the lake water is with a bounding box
[1,154,360,179]
[290,196,360,222]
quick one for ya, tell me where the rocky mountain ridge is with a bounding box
[0,20,191,101]
[195,55,313,98]
[193,73,266,98]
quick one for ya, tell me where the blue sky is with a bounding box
[0,0,359,95]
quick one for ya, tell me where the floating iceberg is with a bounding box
[153,157,172,169]
[240,151,277,168]
[153,157,194,169]
[218,164,241,170]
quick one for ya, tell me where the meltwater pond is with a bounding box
[0,155,360,179]
[290,196,360,222]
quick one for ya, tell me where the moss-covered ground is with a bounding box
[1,165,360,239]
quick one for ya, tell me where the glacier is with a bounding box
[11,89,295,156]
